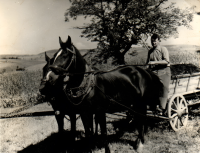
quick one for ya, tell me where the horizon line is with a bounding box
[0,44,199,55]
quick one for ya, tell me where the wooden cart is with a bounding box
[166,72,200,131]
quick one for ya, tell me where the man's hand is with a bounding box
[148,61,156,65]
[145,65,149,69]
[148,60,168,65]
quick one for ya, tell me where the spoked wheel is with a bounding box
[168,94,188,131]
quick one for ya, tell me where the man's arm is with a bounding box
[148,47,170,65]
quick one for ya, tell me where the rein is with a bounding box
[62,64,146,77]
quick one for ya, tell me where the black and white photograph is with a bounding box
[0,0,200,152]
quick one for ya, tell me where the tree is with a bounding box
[65,0,194,65]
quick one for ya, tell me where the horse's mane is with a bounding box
[71,44,79,52]
[72,44,89,65]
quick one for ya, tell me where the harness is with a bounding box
[63,65,95,105]
[61,64,139,106]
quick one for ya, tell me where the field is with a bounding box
[0,45,200,153]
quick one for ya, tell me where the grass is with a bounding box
[126,50,200,67]
[0,70,42,108]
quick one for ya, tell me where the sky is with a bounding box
[0,0,200,55]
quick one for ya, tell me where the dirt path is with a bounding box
[0,104,200,153]
[0,116,57,153]
[0,114,86,153]
[0,103,79,153]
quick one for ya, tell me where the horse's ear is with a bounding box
[66,35,72,46]
[59,36,63,44]
[59,36,65,49]
[45,52,50,62]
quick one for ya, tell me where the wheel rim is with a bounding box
[168,95,188,131]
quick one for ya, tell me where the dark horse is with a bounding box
[39,36,163,153]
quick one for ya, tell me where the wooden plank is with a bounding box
[169,85,187,95]
[184,91,200,99]
[186,76,191,92]
[188,100,200,106]
[173,79,178,94]
[169,87,200,96]
[171,72,200,79]
[146,114,171,120]
[169,84,200,95]
[188,84,200,92]
[169,76,199,90]
[168,90,200,98]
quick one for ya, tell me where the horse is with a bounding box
[39,51,77,145]
[39,35,163,153]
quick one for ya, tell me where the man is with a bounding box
[146,34,171,114]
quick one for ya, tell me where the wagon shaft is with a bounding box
[0,111,55,119]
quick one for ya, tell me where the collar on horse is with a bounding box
[63,64,95,105]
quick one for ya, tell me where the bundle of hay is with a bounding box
[170,64,200,76]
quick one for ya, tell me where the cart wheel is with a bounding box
[168,94,188,131]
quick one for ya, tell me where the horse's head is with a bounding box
[51,36,76,70]
[39,36,86,98]
[39,52,60,99]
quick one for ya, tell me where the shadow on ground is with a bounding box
[18,117,171,153]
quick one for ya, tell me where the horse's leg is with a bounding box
[94,113,99,136]
[97,112,110,153]
[55,110,65,133]
[80,113,93,153]
[69,113,76,141]
[90,114,94,135]
[135,113,145,153]
[54,110,66,151]
[67,113,76,152]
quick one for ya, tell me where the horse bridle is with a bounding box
[41,46,76,83]
[63,46,76,72]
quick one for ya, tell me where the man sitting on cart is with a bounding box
[146,33,171,115]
